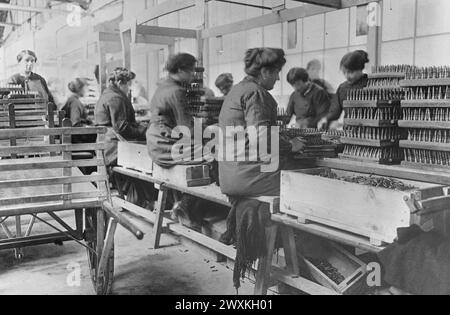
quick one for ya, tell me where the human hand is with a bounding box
[317,117,329,130]
[290,137,307,154]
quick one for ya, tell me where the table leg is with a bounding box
[151,185,168,249]
[254,224,279,295]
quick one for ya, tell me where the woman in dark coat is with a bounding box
[218,48,305,289]
[317,50,369,130]
[95,67,147,166]
[63,78,96,143]
[147,53,205,227]
[146,53,197,167]
[8,50,55,107]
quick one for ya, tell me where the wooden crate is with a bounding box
[117,141,153,174]
[298,233,367,295]
[280,168,441,245]
[153,164,211,187]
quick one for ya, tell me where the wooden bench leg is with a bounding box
[278,226,300,294]
[254,224,279,295]
[98,218,117,281]
[151,185,168,250]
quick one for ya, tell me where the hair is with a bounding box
[17,50,37,63]
[340,50,369,72]
[244,48,286,77]
[306,59,321,71]
[108,67,136,86]
[68,78,87,95]
[215,73,234,88]
[287,68,309,85]
[166,53,197,74]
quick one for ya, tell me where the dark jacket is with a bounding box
[8,72,55,105]
[95,85,147,166]
[146,77,200,168]
[218,76,292,197]
[327,74,369,122]
[63,94,90,127]
[286,83,330,128]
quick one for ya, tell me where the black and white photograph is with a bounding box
[0,0,449,301]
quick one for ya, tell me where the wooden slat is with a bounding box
[0,159,104,171]
[420,196,450,214]
[0,111,47,118]
[0,127,107,139]
[0,121,47,127]
[0,175,107,189]
[400,140,450,152]
[0,200,102,217]
[0,191,106,207]
[0,143,106,156]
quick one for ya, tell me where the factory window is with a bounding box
[287,20,297,49]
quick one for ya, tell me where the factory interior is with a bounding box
[1,0,450,298]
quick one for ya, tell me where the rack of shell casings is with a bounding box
[399,66,450,170]
[185,67,224,127]
[339,65,409,165]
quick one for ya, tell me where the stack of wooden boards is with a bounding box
[117,141,211,187]
[399,66,450,171]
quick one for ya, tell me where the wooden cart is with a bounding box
[0,126,144,295]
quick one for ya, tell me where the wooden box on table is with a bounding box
[117,141,153,174]
[280,168,446,245]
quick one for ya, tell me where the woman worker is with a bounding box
[317,50,369,130]
[218,48,305,289]
[8,50,55,107]
[95,67,147,166]
[62,78,96,144]
[147,53,205,228]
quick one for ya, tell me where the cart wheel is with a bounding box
[85,209,115,295]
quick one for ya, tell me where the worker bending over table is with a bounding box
[285,67,330,129]
[218,48,306,289]
[147,53,208,230]
[317,50,369,130]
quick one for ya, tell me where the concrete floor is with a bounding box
[0,214,254,295]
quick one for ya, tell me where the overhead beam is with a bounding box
[135,25,197,39]
[0,22,20,28]
[292,0,341,9]
[0,3,71,14]
[202,4,336,38]
[120,0,196,32]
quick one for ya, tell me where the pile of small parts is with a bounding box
[307,257,345,285]
[319,169,417,191]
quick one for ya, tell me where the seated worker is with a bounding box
[218,48,305,289]
[95,67,147,167]
[215,73,234,96]
[8,50,56,109]
[285,67,330,129]
[147,53,206,229]
[318,50,369,130]
[62,78,96,143]
[96,67,152,208]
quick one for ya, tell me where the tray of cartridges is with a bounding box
[281,128,338,160]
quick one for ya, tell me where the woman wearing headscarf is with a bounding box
[218,48,305,289]
[8,50,55,107]
[95,67,147,167]
[317,50,370,130]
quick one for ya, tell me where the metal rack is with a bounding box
[399,66,450,171]
[340,67,406,164]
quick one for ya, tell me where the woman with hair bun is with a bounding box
[8,50,55,106]
[318,50,370,130]
[218,48,306,289]
[63,78,91,128]
[95,67,147,166]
